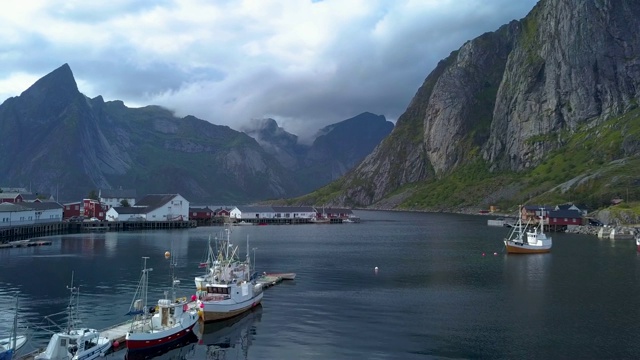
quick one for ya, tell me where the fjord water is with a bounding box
[1,210,640,359]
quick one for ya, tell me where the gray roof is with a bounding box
[0,203,30,212]
[322,208,354,215]
[548,209,583,219]
[111,206,148,215]
[100,188,137,199]
[236,206,275,213]
[135,194,181,212]
[190,207,214,213]
[272,206,315,213]
[20,202,63,210]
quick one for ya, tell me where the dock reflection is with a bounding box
[199,305,263,360]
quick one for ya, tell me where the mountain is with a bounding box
[295,0,640,212]
[0,64,298,203]
[241,113,393,194]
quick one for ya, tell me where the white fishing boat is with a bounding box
[125,256,199,354]
[504,206,552,254]
[34,274,111,360]
[196,234,263,323]
[0,297,27,360]
[194,230,248,292]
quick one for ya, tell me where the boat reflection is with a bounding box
[199,305,262,360]
[124,328,199,360]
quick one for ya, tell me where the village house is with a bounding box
[0,193,24,203]
[189,206,215,225]
[99,188,137,209]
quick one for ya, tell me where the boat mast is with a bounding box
[11,297,18,351]
[65,271,78,334]
[141,257,152,315]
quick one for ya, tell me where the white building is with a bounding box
[105,206,148,222]
[271,206,317,219]
[230,206,276,220]
[135,194,189,221]
[21,202,63,223]
[99,188,137,209]
[0,203,36,227]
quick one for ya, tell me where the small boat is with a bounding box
[234,221,254,226]
[196,234,263,323]
[342,218,355,223]
[636,233,640,252]
[0,298,27,360]
[309,217,330,224]
[34,273,111,360]
[125,256,199,353]
[503,206,552,254]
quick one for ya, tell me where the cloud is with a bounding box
[0,0,538,139]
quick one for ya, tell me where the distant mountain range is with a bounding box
[0,64,393,204]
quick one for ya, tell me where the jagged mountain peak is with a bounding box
[22,63,79,99]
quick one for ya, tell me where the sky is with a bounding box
[0,0,538,142]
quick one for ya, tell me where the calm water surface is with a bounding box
[1,210,639,359]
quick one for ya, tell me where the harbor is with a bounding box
[11,251,295,360]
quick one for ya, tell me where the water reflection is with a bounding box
[199,306,262,360]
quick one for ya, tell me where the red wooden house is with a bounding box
[0,193,24,203]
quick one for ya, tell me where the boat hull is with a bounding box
[200,292,263,323]
[504,240,551,254]
[126,313,199,352]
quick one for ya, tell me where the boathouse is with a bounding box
[106,206,148,221]
[134,194,189,221]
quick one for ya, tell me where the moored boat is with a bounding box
[125,256,199,353]
[196,234,263,322]
[636,233,640,252]
[504,206,552,254]
[34,274,111,360]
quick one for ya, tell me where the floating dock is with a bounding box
[0,239,52,249]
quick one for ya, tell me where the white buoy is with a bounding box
[374,266,378,270]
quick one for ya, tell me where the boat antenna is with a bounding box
[66,271,78,334]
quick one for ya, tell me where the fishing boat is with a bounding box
[34,274,111,360]
[194,230,247,292]
[504,206,552,254]
[0,298,27,360]
[125,256,199,353]
[196,234,263,322]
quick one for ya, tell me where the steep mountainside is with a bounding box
[242,113,393,194]
[313,0,640,209]
[0,64,298,203]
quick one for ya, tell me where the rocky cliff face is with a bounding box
[335,0,640,207]
[485,0,640,170]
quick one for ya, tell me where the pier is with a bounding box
[0,220,197,244]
